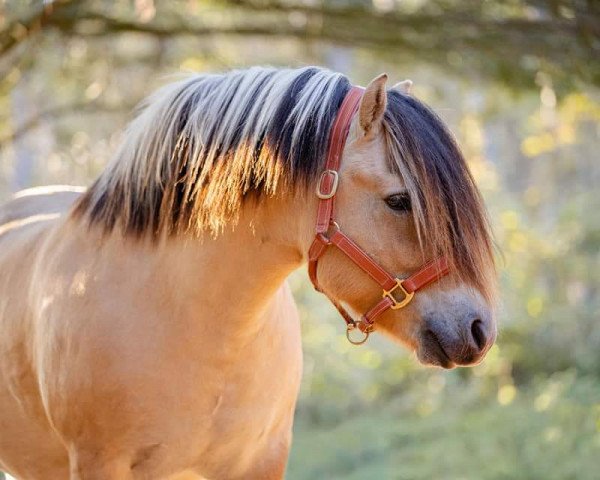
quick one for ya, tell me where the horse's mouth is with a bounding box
[416,330,457,369]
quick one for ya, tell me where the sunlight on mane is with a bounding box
[73,66,350,236]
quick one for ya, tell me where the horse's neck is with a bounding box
[87,191,312,339]
[183,202,307,323]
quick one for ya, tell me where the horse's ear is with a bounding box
[393,79,413,94]
[358,73,388,136]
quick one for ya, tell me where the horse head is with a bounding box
[303,74,497,368]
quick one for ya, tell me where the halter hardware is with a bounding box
[316,170,339,199]
[307,86,450,345]
[383,279,414,310]
[346,324,371,345]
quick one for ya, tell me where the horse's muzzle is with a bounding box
[416,312,496,369]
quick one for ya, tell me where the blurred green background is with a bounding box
[1,1,599,479]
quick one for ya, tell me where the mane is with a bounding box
[382,90,496,303]
[73,66,495,301]
[73,66,351,235]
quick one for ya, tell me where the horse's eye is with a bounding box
[385,193,412,212]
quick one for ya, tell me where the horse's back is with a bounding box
[0,185,84,301]
[0,185,83,283]
[0,185,84,226]
[0,186,84,479]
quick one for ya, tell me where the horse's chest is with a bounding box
[188,328,303,474]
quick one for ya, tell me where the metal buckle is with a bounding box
[382,279,414,310]
[316,170,339,199]
[346,324,370,345]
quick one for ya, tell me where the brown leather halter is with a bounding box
[307,86,450,345]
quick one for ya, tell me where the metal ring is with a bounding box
[318,221,340,244]
[346,325,370,345]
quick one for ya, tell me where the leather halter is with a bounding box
[307,86,450,345]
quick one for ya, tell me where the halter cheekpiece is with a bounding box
[307,86,450,345]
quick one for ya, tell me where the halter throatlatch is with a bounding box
[307,86,450,345]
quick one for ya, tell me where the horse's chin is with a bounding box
[415,347,457,369]
[376,330,457,369]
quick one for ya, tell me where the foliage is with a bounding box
[289,374,600,479]
[2,0,598,90]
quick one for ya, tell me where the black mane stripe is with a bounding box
[74,66,350,235]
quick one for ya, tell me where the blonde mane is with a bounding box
[73,66,350,235]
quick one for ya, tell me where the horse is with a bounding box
[0,66,497,479]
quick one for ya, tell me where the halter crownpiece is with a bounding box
[307,86,450,345]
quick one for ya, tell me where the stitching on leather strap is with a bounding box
[330,231,397,289]
[402,257,450,293]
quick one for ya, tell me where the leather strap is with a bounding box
[314,86,364,237]
[307,85,450,343]
[403,257,450,293]
[330,230,397,290]
[359,256,450,332]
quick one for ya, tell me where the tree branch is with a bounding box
[2,0,598,86]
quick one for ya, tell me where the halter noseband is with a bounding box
[307,86,450,345]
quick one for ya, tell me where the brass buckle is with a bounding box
[316,170,339,199]
[383,279,414,310]
[346,324,370,345]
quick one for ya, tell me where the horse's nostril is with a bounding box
[470,319,487,351]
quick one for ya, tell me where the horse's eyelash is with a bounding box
[385,193,412,211]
